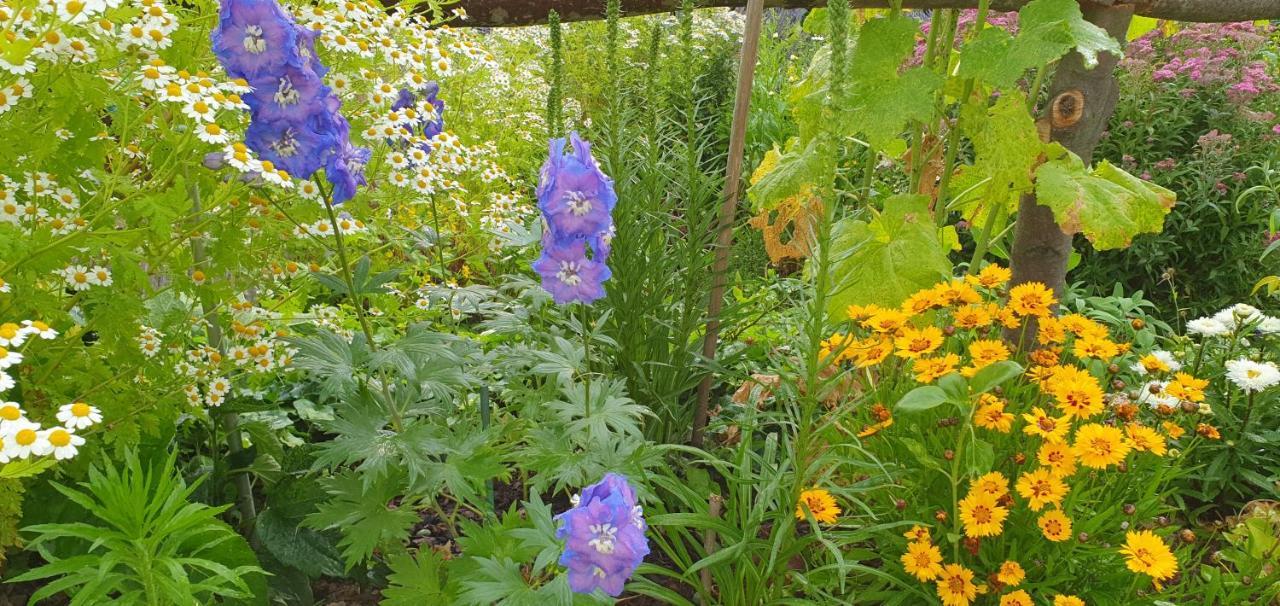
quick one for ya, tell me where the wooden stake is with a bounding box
[691,0,765,448]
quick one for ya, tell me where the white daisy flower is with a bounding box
[62,265,92,291]
[182,98,218,122]
[0,372,13,393]
[0,347,22,369]
[196,122,229,145]
[0,323,25,348]
[57,402,101,430]
[41,427,84,460]
[207,377,231,396]
[0,401,25,426]
[1186,316,1229,337]
[88,265,112,287]
[1213,304,1264,331]
[4,420,43,459]
[1225,359,1280,393]
[21,320,58,339]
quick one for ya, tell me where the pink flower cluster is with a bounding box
[911,9,1019,66]
[1125,22,1277,104]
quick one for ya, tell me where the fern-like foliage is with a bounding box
[9,450,263,605]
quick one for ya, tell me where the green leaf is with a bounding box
[951,92,1043,222]
[894,386,949,413]
[745,139,825,212]
[305,471,418,569]
[0,458,57,479]
[965,438,995,477]
[844,19,943,149]
[957,0,1124,88]
[255,508,345,578]
[968,361,1024,395]
[938,373,968,402]
[825,195,951,318]
[381,550,452,605]
[1035,147,1177,250]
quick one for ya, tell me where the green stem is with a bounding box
[428,195,448,279]
[580,303,592,444]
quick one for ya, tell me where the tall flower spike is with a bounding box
[532,232,610,305]
[536,132,617,242]
[555,474,648,597]
[211,0,299,80]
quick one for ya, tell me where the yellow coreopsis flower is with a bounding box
[952,304,994,330]
[1007,282,1056,317]
[1073,336,1121,360]
[901,540,945,581]
[959,490,1007,538]
[796,488,841,524]
[1016,468,1069,511]
[1054,596,1086,606]
[1120,530,1179,590]
[862,309,910,334]
[971,471,1010,500]
[1073,423,1132,469]
[1162,421,1186,439]
[1045,366,1105,420]
[1022,407,1071,443]
[936,564,979,606]
[1000,590,1034,606]
[1165,372,1207,403]
[1038,509,1073,542]
[1037,441,1078,477]
[913,353,960,383]
[970,264,1011,289]
[1126,423,1168,456]
[974,395,1014,433]
[894,326,945,359]
[995,560,1025,587]
[963,339,1010,376]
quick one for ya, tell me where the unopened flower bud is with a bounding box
[1108,364,1121,374]
[1123,504,1136,515]
[944,450,955,461]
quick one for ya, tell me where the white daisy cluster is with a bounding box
[137,325,164,357]
[57,264,113,291]
[0,0,177,81]
[1225,359,1280,393]
[0,319,95,462]
[0,173,89,235]
[170,302,296,408]
[1187,303,1280,337]
[293,213,368,238]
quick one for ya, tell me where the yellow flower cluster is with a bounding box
[824,267,1197,603]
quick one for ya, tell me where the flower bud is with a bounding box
[1123,504,1136,515]
[943,450,955,461]
[203,152,226,170]
[1131,318,1146,330]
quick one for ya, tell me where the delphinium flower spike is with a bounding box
[555,473,648,596]
[533,132,615,304]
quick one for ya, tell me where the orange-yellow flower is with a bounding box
[952,305,994,330]
[903,524,932,542]
[1038,509,1072,542]
[1120,530,1179,590]
[1196,423,1221,440]
[1016,468,1069,511]
[895,326,945,359]
[1073,423,1132,469]
[1073,336,1120,360]
[971,471,1010,500]
[1162,421,1186,439]
[970,264,1012,289]
[1165,372,1208,403]
[851,337,893,368]
[1053,596,1086,606]
[975,395,1014,433]
[1037,441,1078,477]
[1008,282,1056,317]
[1036,316,1067,345]
[863,309,911,334]
[1000,590,1034,606]
[963,339,1010,377]
[959,490,1007,538]
[901,540,945,581]
[913,353,961,383]
[995,560,1025,587]
[1126,423,1168,456]
[1022,407,1070,442]
[902,288,945,315]
[936,564,978,606]
[1045,366,1105,420]
[847,304,883,321]
[796,488,841,524]
[937,280,982,307]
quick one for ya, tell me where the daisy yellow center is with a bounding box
[0,406,20,420]
[71,402,91,417]
[0,324,16,339]
[1247,369,1261,379]
[15,429,35,446]
[48,430,70,447]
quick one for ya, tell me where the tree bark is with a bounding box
[448,0,1279,27]
[1008,2,1132,341]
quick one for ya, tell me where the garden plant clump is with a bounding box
[0,0,1277,604]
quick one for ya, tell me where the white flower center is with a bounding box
[588,523,618,554]
[271,129,299,157]
[565,191,592,217]
[243,25,267,54]
[557,260,582,286]
[274,76,300,107]
[630,505,644,530]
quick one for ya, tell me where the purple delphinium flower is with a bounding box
[532,234,611,305]
[421,82,445,140]
[536,132,617,241]
[211,0,298,80]
[212,0,368,203]
[555,474,648,597]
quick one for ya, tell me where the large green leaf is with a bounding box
[951,91,1044,222]
[825,195,951,318]
[1035,146,1176,250]
[382,550,452,606]
[844,18,943,149]
[745,138,825,212]
[958,0,1123,88]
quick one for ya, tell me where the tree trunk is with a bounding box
[1008,2,1132,341]
[446,0,1279,27]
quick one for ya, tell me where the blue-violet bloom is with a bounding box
[555,473,648,597]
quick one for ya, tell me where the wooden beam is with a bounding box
[449,0,1280,27]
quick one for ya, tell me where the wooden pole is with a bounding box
[691,0,765,448]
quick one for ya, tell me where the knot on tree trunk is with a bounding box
[1050,89,1085,129]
